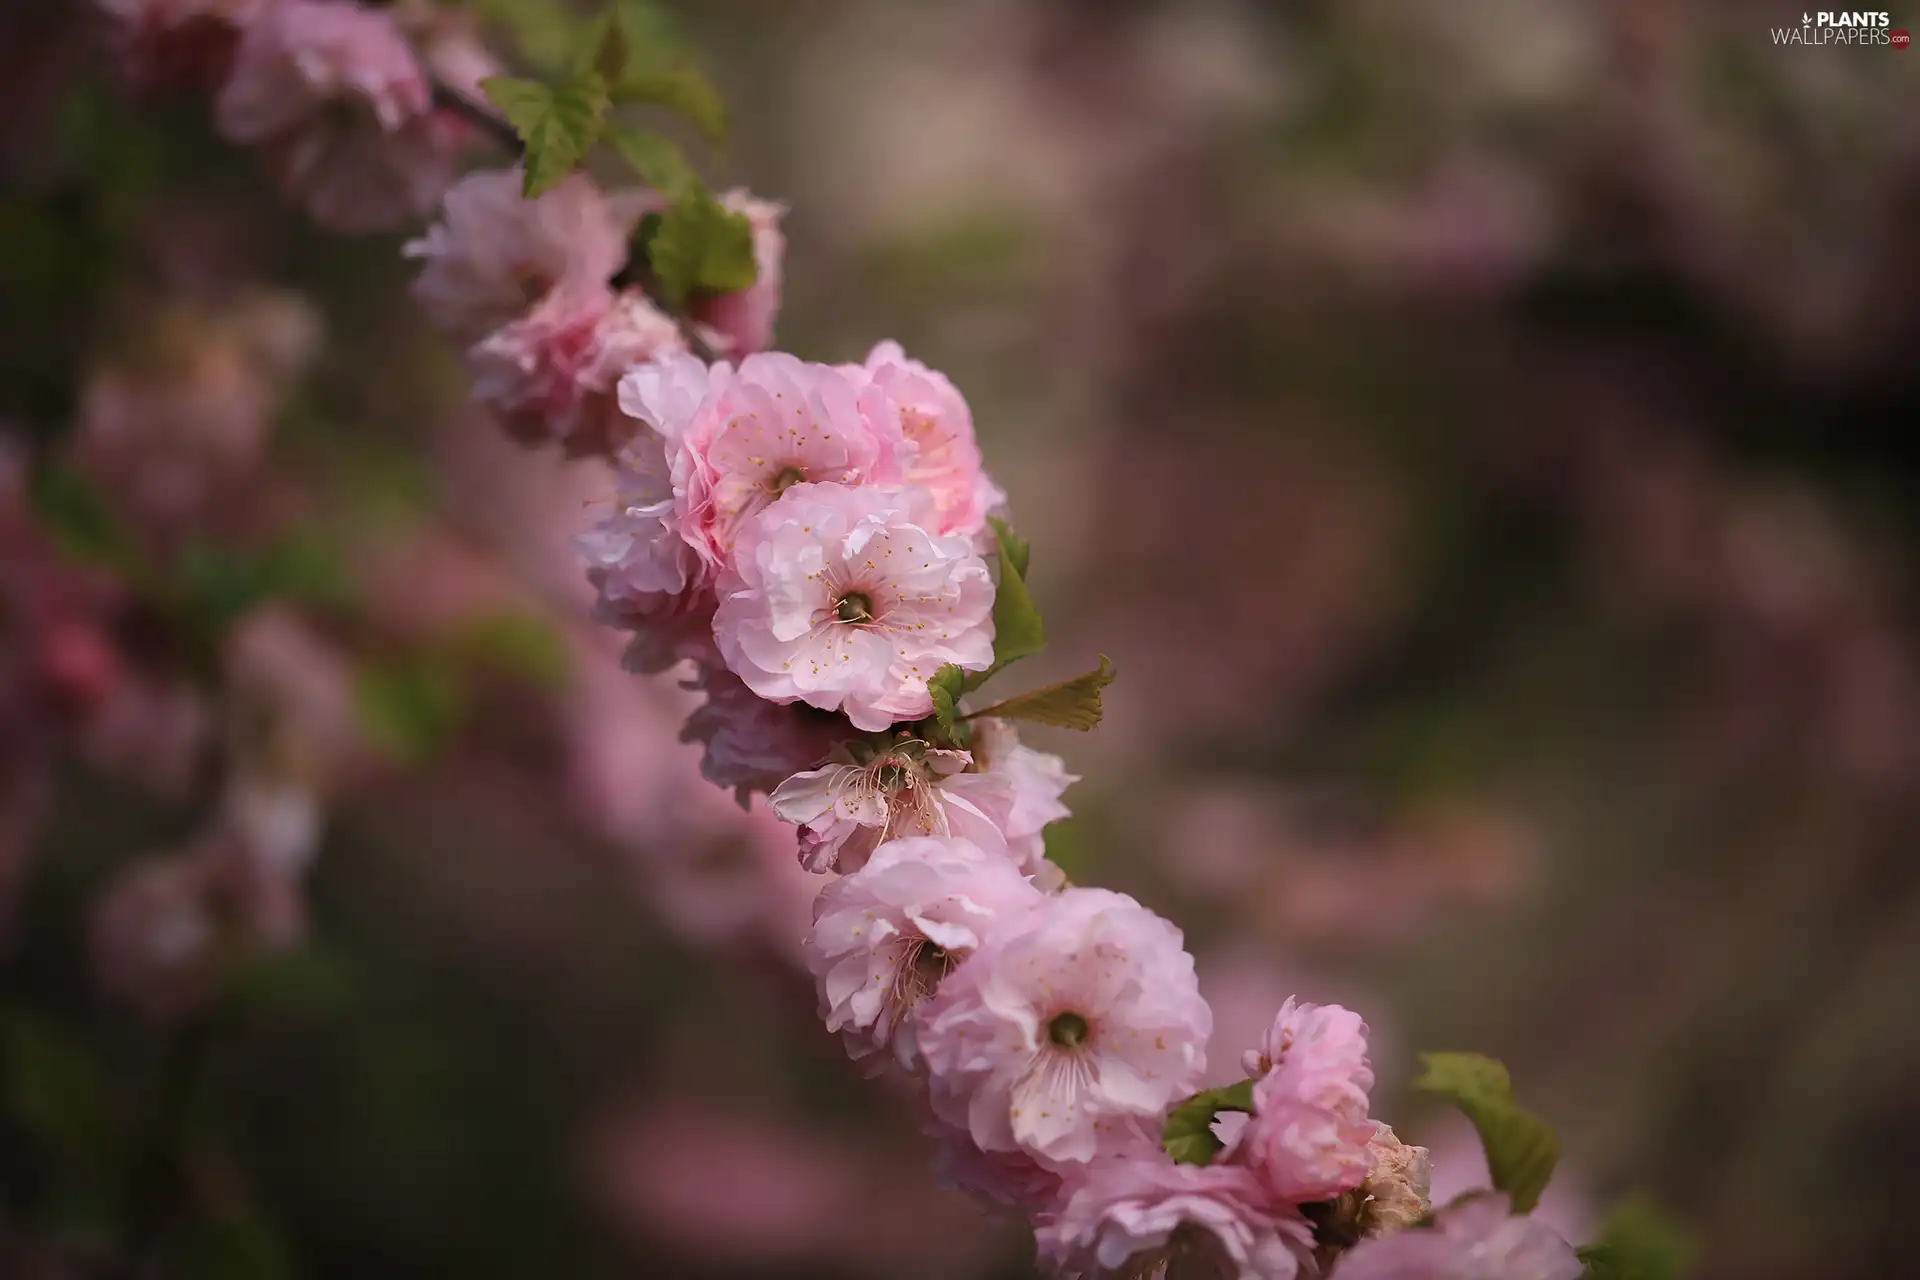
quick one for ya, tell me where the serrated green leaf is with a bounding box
[927,664,966,736]
[647,189,758,307]
[986,517,1044,671]
[613,66,728,146]
[1577,1197,1700,1280]
[1413,1052,1560,1214]
[990,515,1031,579]
[1163,1080,1256,1166]
[970,655,1115,731]
[482,73,609,197]
[606,124,697,200]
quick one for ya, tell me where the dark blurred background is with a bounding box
[3,1,1919,1277]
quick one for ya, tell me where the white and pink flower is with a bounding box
[406,167,632,343]
[1237,998,1377,1203]
[803,835,1042,1065]
[971,717,1077,881]
[618,353,908,570]
[854,341,1003,538]
[769,740,1015,873]
[917,887,1210,1168]
[216,1,456,232]
[712,481,993,732]
[1038,1157,1312,1280]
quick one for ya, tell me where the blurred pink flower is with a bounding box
[216,1,454,232]
[679,665,844,805]
[407,167,632,343]
[97,0,263,94]
[1330,1194,1581,1280]
[1038,1155,1312,1280]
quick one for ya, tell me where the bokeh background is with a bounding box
[5,1,1920,1277]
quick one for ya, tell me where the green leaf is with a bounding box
[1413,1052,1560,1214]
[646,188,758,307]
[927,664,966,736]
[1577,1197,1700,1280]
[970,656,1115,731]
[481,73,610,197]
[613,66,729,146]
[592,10,630,80]
[28,463,139,572]
[1163,1080,1256,1166]
[606,124,697,200]
[984,516,1045,672]
[4,1015,119,1176]
[351,659,466,767]
[990,515,1031,579]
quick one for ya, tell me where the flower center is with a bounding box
[768,465,807,494]
[1048,1011,1091,1048]
[834,591,875,624]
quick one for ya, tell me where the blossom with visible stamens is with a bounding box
[616,354,908,571]
[712,481,993,732]
[769,739,1014,873]
[917,887,1210,1169]
[803,835,1043,1066]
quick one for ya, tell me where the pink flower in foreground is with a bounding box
[679,666,843,804]
[1330,1194,1582,1280]
[926,1113,1064,1212]
[713,482,994,731]
[406,168,631,343]
[855,341,1004,538]
[469,285,686,458]
[804,835,1042,1066]
[687,190,787,356]
[971,717,1076,879]
[1038,1157,1312,1280]
[98,0,264,94]
[1238,998,1377,1202]
[918,887,1210,1168]
[618,354,908,570]
[768,740,1015,874]
[215,1,455,232]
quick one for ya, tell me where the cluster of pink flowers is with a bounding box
[91,4,1598,1276]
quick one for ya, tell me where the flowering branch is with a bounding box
[76,3,1698,1278]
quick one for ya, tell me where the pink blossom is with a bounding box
[679,666,844,804]
[468,285,687,458]
[97,0,263,94]
[918,888,1210,1168]
[216,1,455,232]
[579,423,716,670]
[925,1113,1064,1212]
[90,853,222,1021]
[1238,998,1377,1202]
[1037,1157,1312,1280]
[617,353,909,570]
[406,168,632,343]
[804,835,1043,1066]
[854,341,1004,538]
[1330,1194,1582,1280]
[687,190,787,356]
[713,482,994,731]
[970,717,1076,879]
[768,740,1016,874]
